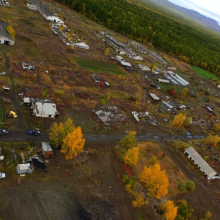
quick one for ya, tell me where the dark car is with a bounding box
[0,129,9,135]
[28,129,40,136]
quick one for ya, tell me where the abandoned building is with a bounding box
[31,99,58,118]
[118,60,132,68]
[92,74,109,87]
[0,0,10,6]
[73,42,89,49]
[16,163,34,175]
[184,147,218,180]
[27,0,64,24]
[95,105,126,123]
[41,142,53,158]
[22,62,35,70]
[0,20,14,45]
[138,64,151,72]
[149,93,160,101]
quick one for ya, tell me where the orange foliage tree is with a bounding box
[124,146,139,167]
[139,163,169,199]
[61,126,85,159]
[172,113,186,128]
[161,200,178,220]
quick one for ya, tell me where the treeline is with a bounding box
[58,0,220,75]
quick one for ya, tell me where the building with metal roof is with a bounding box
[27,0,64,24]
[184,147,218,180]
[0,20,14,45]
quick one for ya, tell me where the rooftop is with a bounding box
[28,0,53,17]
[184,147,217,180]
[0,20,12,40]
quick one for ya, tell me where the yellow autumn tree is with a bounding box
[49,122,65,148]
[181,87,189,96]
[125,184,148,207]
[139,163,169,199]
[104,47,109,56]
[214,121,220,131]
[124,146,139,167]
[172,113,186,128]
[161,200,178,220]
[49,118,75,148]
[61,126,85,159]
[203,134,220,147]
[6,25,15,40]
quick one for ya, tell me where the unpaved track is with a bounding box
[2,53,27,132]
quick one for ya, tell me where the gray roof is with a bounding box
[184,147,217,180]
[28,0,52,17]
[0,20,12,40]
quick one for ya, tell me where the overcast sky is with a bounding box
[168,0,220,24]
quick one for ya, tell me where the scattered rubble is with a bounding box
[94,105,126,124]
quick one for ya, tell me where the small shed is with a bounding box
[16,163,34,175]
[41,142,53,158]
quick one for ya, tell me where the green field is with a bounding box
[191,65,220,81]
[73,56,125,75]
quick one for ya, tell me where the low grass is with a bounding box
[0,108,2,122]
[158,83,182,92]
[72,56,125,75]
[191,65,220,81]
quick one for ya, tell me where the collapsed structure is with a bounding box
[95,105,126,124]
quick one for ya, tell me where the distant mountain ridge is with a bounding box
[142,0,220,33]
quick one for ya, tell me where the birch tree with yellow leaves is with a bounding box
[124,146,139,167]
[61,126,85,159]
[161,200,178,220]
[139,163,169,199]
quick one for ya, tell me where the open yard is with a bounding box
[72,56,125,75]
[191,65,220,81]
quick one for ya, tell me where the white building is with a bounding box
[116,55,125,62]
[32,100,58,118]
[73,42,89,49]
[158,79,170,84]
[184,147,218,180]
[149,93,160,101]
[119,61,132,67]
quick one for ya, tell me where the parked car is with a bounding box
[28,129,40,136]
[0,129,9,135]
[0,172,6,178]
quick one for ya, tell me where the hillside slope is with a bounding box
[142,0,220,33]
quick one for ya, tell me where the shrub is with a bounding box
[185,180,195,192]
[177,181,185,191]
[54,90,65,96]
[42,90,48,98]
